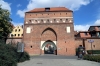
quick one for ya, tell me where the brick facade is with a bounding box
[23,7,75,56]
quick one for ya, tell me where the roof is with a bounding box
[88,26,100,31]
[26,7,72,13]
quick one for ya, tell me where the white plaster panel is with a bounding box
[66,26,70,33]
[26,27,31,33]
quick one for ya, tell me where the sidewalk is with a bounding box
[18,58,100,66]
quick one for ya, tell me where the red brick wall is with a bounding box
[23,10,75,56]
[75,38,100,50]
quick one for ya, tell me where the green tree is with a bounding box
[0,5,13,42]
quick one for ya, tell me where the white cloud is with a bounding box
[94,19,100,25]
[74,25,90,31]
[0,0,11,11]
[17,0,93,18]
[74,19,100,31]
[17,4,21,7]
[11,21,23,26]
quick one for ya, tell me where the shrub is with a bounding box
[87,50,100,54]
[0,41,17,66]
[83,55,100,62]
[0,40,30,66]
[17,52,30,62]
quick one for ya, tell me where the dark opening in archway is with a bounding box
[42,40,57,55]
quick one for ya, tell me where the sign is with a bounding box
[17,42,24,52]
[88,40,94,43]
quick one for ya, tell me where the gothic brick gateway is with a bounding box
[23,7,75,56]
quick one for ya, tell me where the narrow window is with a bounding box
[66,19,68,21]
[15,29,17,32]
[93,45,95,48]
[11,34,13,37]
[60,19,62,21]
[19,29,20,32]
[35,20,37,22]
[15,34,16,36]
[18,34,20,36]
[31,46,32,48]
[41,19,43,22]
[22,34,23,36]
[29,20,31,22]
[66,48,67,52]
[54,19,56,21]
[47,19,49,22]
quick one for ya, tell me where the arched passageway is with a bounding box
[42,40,57,55]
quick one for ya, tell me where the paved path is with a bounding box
[18,54,100,66]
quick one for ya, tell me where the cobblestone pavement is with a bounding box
[18,54,100,66]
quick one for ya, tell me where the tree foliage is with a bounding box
[0,5,13,41]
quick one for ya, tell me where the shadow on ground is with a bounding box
[31,54,77,59]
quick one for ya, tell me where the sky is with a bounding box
[0,0,100,31]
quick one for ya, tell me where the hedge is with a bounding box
[0,40,30,66]
[83,55,100,62]
[87,50,100,54]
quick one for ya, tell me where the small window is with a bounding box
[19,29,20,32]
[29,20,31,22]
[45,8,50,11]
[60,19,62,21]
[98,27,100,30]
[54,19,56,21]
[22,34,23,36]
[35,20,37,22]
[31,46,32,48]
[15,29,17,32]
[11,34,13,37]
[15,34,16,36]
[47,19,49,21]
[93,45,95,48]
[18,34,20,36]
[30,15,31,16]
[48,14,49,15]
[84,32,88,36]
[41,19,43,22]
[66,19,68,21]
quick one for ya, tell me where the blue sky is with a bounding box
[0,0,100,31]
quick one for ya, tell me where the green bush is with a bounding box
[0,40,30,66]
[87,50,100,54]
[17,52,30,62]
[83,55,100,62]
[0,41,17,66]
